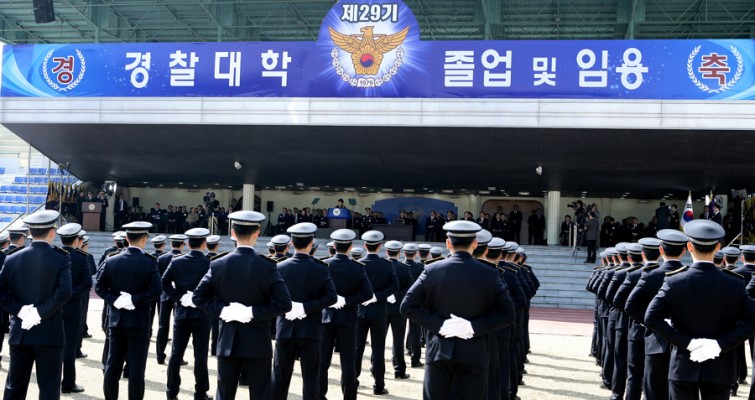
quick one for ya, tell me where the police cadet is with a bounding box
[402,242,425,368]
[722,247,741,270]
[192,210,292,400]
[6,223,28,253]
[740,245,755,399]
[99,231,124,266]
[714,251,725,268]
[400,220,515,400]
[0,210,71,400]
[205,234,222,356]
[326,241,337,258]
[76,229,96,358]
[594,246,618,390]
[272,222,337,400]
[500,241,528,398]
[206,235,221,258]
[491,238,527,400]
[95,221,161,400]
[350,246,364,260]
[588,251,606,362]
[162,228,213,400]
[148,235,167,333]
[271,234,292,260]
[604,242,632,400]
[266,241,275,257]
[355,230,398,395]
[624,230,687,400]
[418,243,432,264]
[515,248,539,359]
[0,231,9,363]
[308,240,319,256]
[156,234,187,365]
[384,240,414,380]
[57,223,92,394]
[319,229,373,400]
[430,246,444,260]
[613,241,656,400]
[645,220,755,399]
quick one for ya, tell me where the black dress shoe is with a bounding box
[157,358,166,365]
[739,379,747,384]
[731,388,738,397]
[522,369,527,374]
[76,352,87,359]
[62,385,85,394]
[373,387,389,395]
[411,362,424,368]
[194,394,213,400]
[395,372,410,379]
[181,360,188,366]
[600,382,611,390]
[523,357,529,363]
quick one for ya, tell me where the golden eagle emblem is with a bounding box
[329,26,409,75]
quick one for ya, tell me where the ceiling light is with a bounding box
[479,190,490,195]
[275,186,286,190]
[403,189,414,193]
[518,192,530,196]
[488,187,496,190]
[442,190,454,194]
[296,182,304,187]
[381,188,392,193]
[310,186,320,191]
[178,182,183,185]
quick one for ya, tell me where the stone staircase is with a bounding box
[79,231,599,309]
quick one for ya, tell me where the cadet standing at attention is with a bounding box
[401,220,515,400]
[271,222,337,400]
[645,220,755,399]
[193,211,292,400]
[0,210,72,400]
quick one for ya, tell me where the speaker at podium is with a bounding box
[327,207,352,229]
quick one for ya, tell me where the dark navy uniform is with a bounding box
[193,245,292,400]
[319,251,373,400]
[272,252,337,400]
[156,246,184,363]
[386,251,414,379]
[0,231,72,400]
[605,248,631,400]
[61,244,93,393]
[625,258,684,400]
[95,244,162,400]
[162,247,213,400]
[355,249,398,394]
[497,254,527,400]
[401,251,515,400]
[404,256,425,367]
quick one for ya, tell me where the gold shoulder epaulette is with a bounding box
[53,245,69,255]
[643,264,660,272]
[501,264,518,273]
[399,261,411,268]
[628,265,643,272]
[665,265,689,276]
[5,246,24,256]
[722,268,745,280]
[106,251,119,258]
[477,259,497,268]
[211,251,229,261]
[424,258,440,266]
[75,248,89,256]
[352,259,366,266]
[312,257,328,266]
[260,254,279,264]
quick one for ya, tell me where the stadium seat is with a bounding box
[9,186,19,193]
[32,177,42,184]
[0,205,9,213]
[1,217,11,223]
[37,168,47,175]
[13,177,23,184]
[18,187,26,194]
[9,206,19,214]
[2,195,11,203]
[13,195,23,204]
[0,168,5,175]
[0,186,8,193]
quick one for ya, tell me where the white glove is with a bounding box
[439,314,474,339]
[219,305,234,322]
[361,294,377,306]
[330,295,346,310]
[285,302,306,321]
[230,302,253,323]
[21,306,41,330]
[686,338,705,352]
[113,292,135,310]
[17,304,32,321]
[689,339,722,363]
[180,291,196,308]
[387,294,397,304]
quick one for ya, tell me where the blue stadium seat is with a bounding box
[13,177,23,184]
[0,186,8,193]
[0,168,5,175]
[9,186,19,193]
[9,206,19,214]
[18,206,27,214]
[0,205,9,213]
[18,187,26,194]
[37,168,47,175]
[1,217,11,223]
[13,195,23,203]
[32,177,42,184]
[3,195,11,203]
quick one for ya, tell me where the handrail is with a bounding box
[727,232,742,248]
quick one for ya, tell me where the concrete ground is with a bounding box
[0,304,741,399]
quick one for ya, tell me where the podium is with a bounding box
[82,202,102,231]
[327,208,352,230]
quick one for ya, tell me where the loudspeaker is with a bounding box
[133,197,140,207]
[266,201,274,212]
[32,0,55,23]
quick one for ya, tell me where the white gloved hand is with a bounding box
[120,292,135,310]
[180,291,196,308]
[285,302,306,321]
[361,294,377,306]
[330,295,346,309]
[689,339,722,363]
[219,306,235,322]
[439,314,474,339]
[387,294,397,304]
[21,306,41,330]
[17,304,32,321]
[227,302,253,323]
[686,338,704,352]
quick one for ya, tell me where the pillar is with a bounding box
[242,183,254,212]
[546,191,561,246]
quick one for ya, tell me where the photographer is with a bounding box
[582,211,599,262]
[567,200,587,226]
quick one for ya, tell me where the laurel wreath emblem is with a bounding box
[42,49,86,92]
[687,45,743,94]
[331,47,405,87]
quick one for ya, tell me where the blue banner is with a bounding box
[2,0,754,100]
